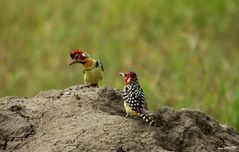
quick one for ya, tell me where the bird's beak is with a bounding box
[69,60,78,65]
[118,73,125,77]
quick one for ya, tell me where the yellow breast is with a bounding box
[84,65,103,84]
[124,102,139,116]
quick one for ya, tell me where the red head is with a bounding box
[118,71,138,85]
[69,50,89,65]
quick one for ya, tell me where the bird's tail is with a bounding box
[139,113,154,126]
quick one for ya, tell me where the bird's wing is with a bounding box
[96,60,104,71]
[123,86,145,112]
[99,60,104,71]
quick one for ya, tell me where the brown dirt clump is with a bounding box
[0,85,239,152]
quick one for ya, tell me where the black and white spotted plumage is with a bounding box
[123,81,145,112]
[122,80,154,126]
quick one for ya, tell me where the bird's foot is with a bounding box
[80,83,98,89]
[125,114,129,118]
[89,83,98,88]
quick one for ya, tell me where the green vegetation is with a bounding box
[0,0,239,130]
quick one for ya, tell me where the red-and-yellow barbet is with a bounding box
[69,50,104,87]
[118,71,154,126]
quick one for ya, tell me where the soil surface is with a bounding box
[0,85,239,152]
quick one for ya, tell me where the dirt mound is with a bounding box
[0,86,239,152]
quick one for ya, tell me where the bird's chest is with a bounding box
[124,101,138,116]
[84,67,103,83]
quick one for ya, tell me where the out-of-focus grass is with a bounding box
[0,0,239,130]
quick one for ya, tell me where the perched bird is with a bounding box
[118,71,154,126]
[69,50,104,87]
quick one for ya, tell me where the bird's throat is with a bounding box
[79,61,87,64]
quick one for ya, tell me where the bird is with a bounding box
[118,71,154,126]
[69,49,104,87]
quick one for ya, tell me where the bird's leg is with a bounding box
[81,83,98,88]
[78,84,88,89]
[125,113,129,117]
[88,83,98,87]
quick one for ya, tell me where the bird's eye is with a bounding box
[75,55,79,59]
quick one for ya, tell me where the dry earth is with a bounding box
[0,86,239,152]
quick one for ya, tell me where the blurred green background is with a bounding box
[0,0,239,130]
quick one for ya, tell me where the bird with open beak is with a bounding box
[69,50,104,87]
